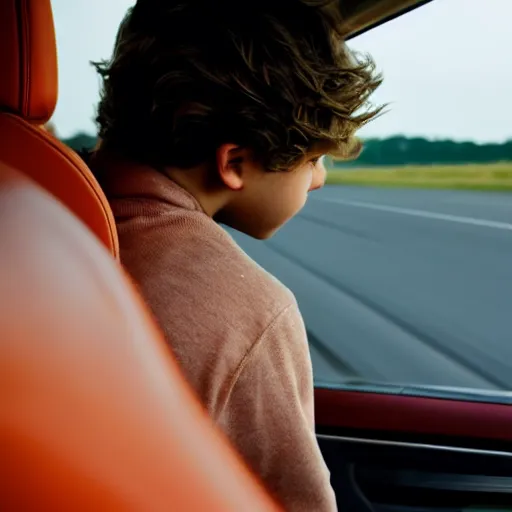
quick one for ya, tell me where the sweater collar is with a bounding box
[89,151,205,215]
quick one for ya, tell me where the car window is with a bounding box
[51,0,512,395]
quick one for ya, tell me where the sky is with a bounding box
[50,0,512,143]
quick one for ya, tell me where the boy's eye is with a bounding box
[310,155,325,165]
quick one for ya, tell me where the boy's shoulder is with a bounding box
[116,200,296,329]
[115,197,307,419]
[186,212,296,315]
[102,162,295,320]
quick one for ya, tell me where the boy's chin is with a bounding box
[250,228,278,241]
[215,210,291,240]
[224,222,281,241]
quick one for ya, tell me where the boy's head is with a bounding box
[94,0,382,238]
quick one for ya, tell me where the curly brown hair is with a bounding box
[93,0,383,171]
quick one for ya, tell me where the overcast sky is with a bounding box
[50,0,512,143]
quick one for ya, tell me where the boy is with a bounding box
[89,1,381,509]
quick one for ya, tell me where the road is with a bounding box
[228,186,512,391]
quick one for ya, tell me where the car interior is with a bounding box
[1,0,511,510]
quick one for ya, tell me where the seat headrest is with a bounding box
[0,0,57,123]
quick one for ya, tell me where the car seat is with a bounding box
[0,1,279,510]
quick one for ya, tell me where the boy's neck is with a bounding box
[91,147,229,218]
[164,165,229,218]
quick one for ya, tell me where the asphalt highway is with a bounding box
[229,186,512,391]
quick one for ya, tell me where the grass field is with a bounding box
[326,163,512,191]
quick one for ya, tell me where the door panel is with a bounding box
[315,386,512,442]
[315,386,512,511]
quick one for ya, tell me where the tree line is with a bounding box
[337,136,512,167]
[61,132,512,167]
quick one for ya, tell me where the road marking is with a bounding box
[316,197,512,231]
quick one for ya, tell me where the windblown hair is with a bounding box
[94,0,383,171]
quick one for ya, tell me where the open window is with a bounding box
[227,1,512,510]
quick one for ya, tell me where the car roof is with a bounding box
[341,0,434,39]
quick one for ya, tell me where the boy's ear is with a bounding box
[216,144,246,191]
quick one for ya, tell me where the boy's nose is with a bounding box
[309,164,326,192]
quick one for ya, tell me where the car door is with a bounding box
[316,383,512,511]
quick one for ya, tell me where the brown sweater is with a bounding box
[102,162,337,511]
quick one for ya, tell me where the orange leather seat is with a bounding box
[0,162,278,511]
[0,0,118,257]
[0,0,279,509]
